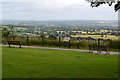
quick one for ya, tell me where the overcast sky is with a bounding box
[1,0,118,20]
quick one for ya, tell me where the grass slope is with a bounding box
[2,47,118,78]
[0,46,2,79]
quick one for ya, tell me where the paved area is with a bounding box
[1,44,119,55]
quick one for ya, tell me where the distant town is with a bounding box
[1,20,119,41]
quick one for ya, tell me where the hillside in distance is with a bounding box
[1,20,118,30]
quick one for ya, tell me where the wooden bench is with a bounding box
[99,45,110,55]
[7,41,21,48]
[88,44,110,55]
[88,44,101,54]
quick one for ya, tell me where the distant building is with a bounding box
[21,33,36,36]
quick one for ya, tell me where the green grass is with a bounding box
[0,46,2,79]
[2,47,118,78]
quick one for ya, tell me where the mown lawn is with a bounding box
[2,47,118,78]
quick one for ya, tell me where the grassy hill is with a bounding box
[2,47,118,78]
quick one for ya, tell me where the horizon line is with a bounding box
[1,19,118,21]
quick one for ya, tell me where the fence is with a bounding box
[2,35,119,50]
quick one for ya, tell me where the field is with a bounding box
[71,35,119,40]
[2,47,118,78]
[14,27,28,31]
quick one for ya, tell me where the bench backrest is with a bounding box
[89,44,108,50]
[7,41,21,45]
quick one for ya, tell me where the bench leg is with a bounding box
[19,45,21,48]
[89,50,91,53]
[99,50,101,54]
[106,50,110,55]
[9,44,10,47]
[89,47,93,54]
[89,49,91,53]
[89,47,91,53]
[97,50,101,54]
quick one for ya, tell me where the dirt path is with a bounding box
[1,44,119,55]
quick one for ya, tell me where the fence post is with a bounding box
[42,37,44,46]
[59,37,61,48]
[69,40,71,49]
[27,36,29,45]
[98,38,100,48]
[77,42,80,49]
[77,38,80,49]
[64,41,65,47]
[98,38,101,54]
